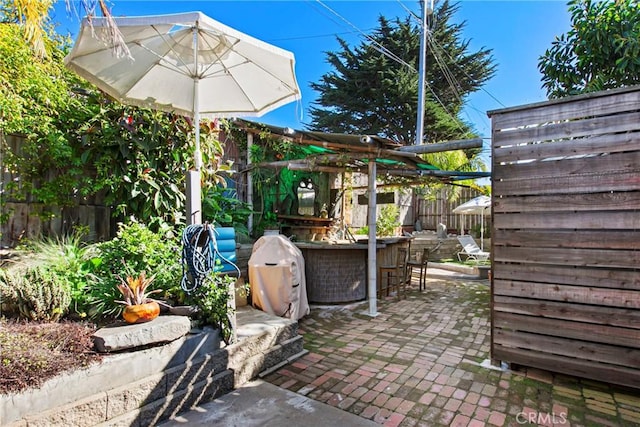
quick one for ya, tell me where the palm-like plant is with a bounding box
[10,0,129,58]
[115,272,161,306]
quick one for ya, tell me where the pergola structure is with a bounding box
[234,119,490,317]
[234,119,489,184]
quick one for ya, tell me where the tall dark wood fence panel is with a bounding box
[488,86,640,389]
[1,134,112,247]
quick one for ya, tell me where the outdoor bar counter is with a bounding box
[295,236,412,303]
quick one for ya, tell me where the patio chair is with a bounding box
[378,247,409,300]
[456,235,490,262]
[407,242,442,291]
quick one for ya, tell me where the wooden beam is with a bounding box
[286,164,348,173]
[254,153,364,169]
[349,179,442,190]
[239,122,418,158]
[397,138,483,153]
[382,169,490,178]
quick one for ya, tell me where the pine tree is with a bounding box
[308,0,495,145]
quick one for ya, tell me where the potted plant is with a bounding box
[115,271,162,324]
[261,211,281,235]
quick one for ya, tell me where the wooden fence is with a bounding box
[345,183,485,235]
[415,187,486,233]
[1,134,112,247]
[488,86,640,389]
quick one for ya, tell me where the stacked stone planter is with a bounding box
[1,307,304,427]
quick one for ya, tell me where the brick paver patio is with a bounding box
[263,270,640,426]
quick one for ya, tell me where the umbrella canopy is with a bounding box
[65,11,301,223]
[452,195,491,216]
[453,195,491,250]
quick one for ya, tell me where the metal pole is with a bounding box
[193,26,202,171]
[247,133,254,234]
[187,25,202,225]
[367,159,378,317]
[415,0,433,145]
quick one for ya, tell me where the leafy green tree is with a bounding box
[539,0,640,99]
[0,22,93,212]
[76,99,195,228]
[308,0,496,145]
[2,0,123,58]
[1,21,227,230]
[1,0,52,57]
[0,23,76,136]
[421,149,488,218]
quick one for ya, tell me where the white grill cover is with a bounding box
[248,235,309,320]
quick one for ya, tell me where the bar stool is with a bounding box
[407,242,441,291]
[407,247,429,291]
[378,247,409,300]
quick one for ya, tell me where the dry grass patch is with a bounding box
[0,319,102,394]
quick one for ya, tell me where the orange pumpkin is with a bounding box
[122,301,160,324]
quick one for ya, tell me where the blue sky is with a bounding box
[53,0,571,160]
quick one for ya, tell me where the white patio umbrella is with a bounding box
[452,195,491,250]
[65,11,301,224]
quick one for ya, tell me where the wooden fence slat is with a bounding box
[416,188,484,231]
[494,211,640,230]
[491,264,640,290]
[493,170,640,196]
[493,229,638,250]
[493,192,640,213]
[490,88,640,130]
[493,130,640,164]
[493,150,640,180]
[492,345,640,390]
[494,295,640,329]
[494,312,640,348]
[494,329,640,367]
[493,110,640,148]
[493,246,640,268]
[494,280,640,309]
[94,206,111,241]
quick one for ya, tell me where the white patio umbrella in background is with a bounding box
[65,11,301,224]
[452,195,491,250]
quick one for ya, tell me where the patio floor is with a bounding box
[261,269,640,427]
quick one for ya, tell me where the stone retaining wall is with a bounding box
[1,307,304,427]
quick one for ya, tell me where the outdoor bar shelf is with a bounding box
[278,214,334,242]
[294,236,412,304]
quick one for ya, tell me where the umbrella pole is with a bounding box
[187,26,202,225]
[481,213,484,251]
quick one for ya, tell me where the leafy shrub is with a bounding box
[87,221,182,319]
[354,225,369,235]
[352,205,400,237]
[0,266,72,322]
[184,273,243,345]
[31,231,99,318]
[377,205,400,237]
[202,185,253,238]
